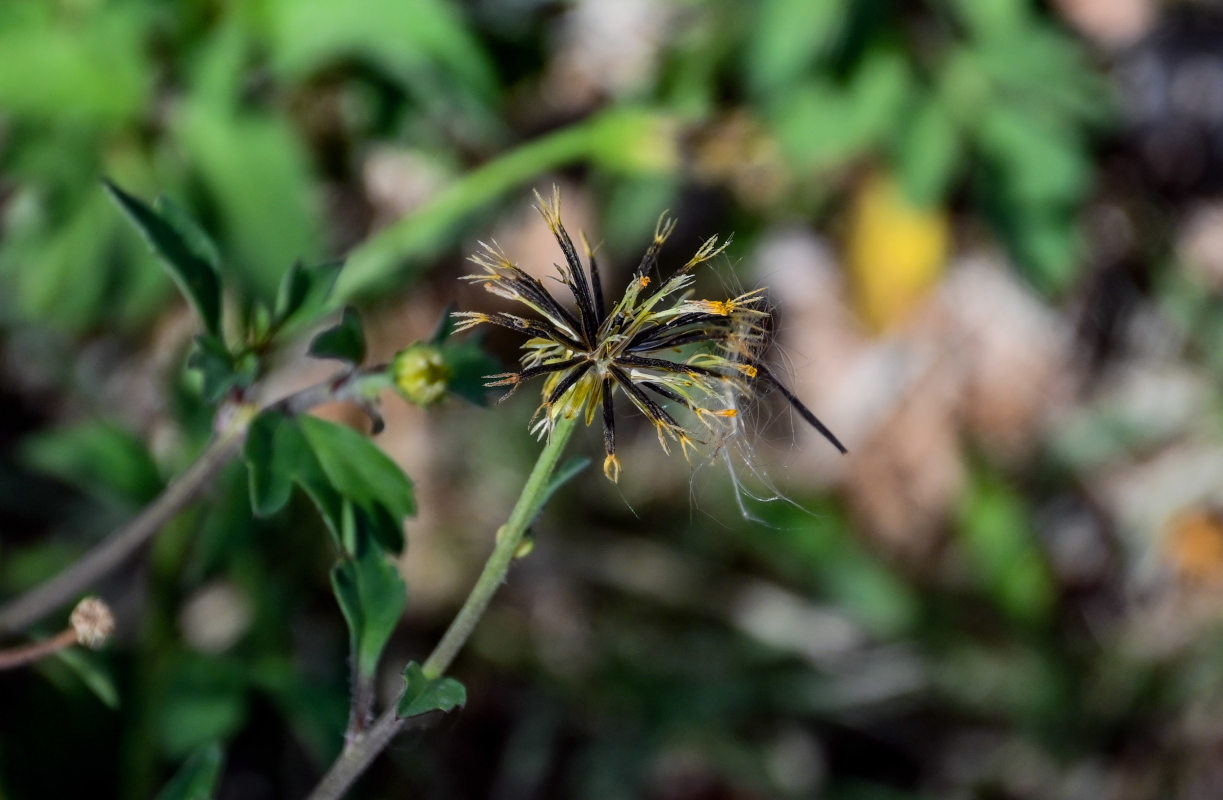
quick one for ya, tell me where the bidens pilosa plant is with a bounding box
[0,182,846,800]
[455,188,848,484]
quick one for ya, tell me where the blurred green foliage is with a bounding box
[0,1,1164,799]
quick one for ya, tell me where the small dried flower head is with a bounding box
[454,187,847,482]
[392,342,451,406]
[70,597,115,650]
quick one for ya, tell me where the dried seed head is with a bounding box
[70,597,115,650]
[453,188,847,483]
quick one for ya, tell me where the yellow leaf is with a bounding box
[846,171,950,331]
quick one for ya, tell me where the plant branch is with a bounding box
[305,415,579,800]
[0,372,372,636]
[0,629,78,670]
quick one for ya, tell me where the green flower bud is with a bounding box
[392,343,451,407]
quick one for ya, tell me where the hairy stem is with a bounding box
[306,416,579,800]
[0,372,370,636]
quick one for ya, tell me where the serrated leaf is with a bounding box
[331,516,408,679]
[308,307,366,365]
[155,195,222,274]
[397,661,466,719]
[103,180,222,336]
[154,744,224,800]
[297,416,415,519]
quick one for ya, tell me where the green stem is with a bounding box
[335,107,670,301]
[306,415,579,800]
[423,415,577,678]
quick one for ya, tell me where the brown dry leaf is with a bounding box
[362,145,449,227]
[1178,202,1223,293]
[941,258,1073,460]
[540,0,674,113]
[1052,0,1155,48]
[753,227,959,563]
[1165,506,1223,584]
[841,353,965,567]
[760,226,1070,563]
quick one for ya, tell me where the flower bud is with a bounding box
[391,343,451,407]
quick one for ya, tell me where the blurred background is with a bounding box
[5,0,1223,797]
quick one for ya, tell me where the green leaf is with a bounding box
[159,690,246,760]
[155,195,222,274]
[20,420,162,506]
[769,50,911,171]
[429,303,459,345]
[894,94,960,208]
[331,513,408,679]
[536,457,590,516]
[154,744,224,800]
[956,470,1054,626]
[53,647,120,709]
[441,336,499,406]
[103,180,222,336]
[267,0,499,107]
[243,412,307,516]
[239,411,346,542]
[187,335,257,405]
[298,416,414,552]
[308,307,366,365]
[947,0,1029,41]
[335,109,665,300]
[397,661,466,719]
[0,3,150,127]
[745,0,846,96]
[176,101,318,303]
[274,259,344,330]
[976,109,1090,208]
[298,416,415,519]
[2,188,145,331]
